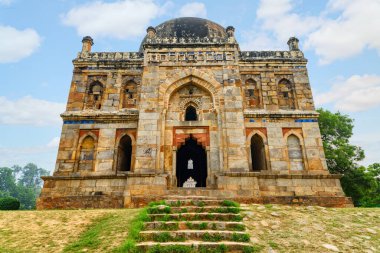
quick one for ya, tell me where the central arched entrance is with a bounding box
[176,136,207,187]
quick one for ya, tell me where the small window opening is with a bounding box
[185,106,197,121]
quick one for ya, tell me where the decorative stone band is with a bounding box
[74,50,305,63]
[244,110,319,119]
[219,172,342,179]
[41,172,165,181]
[143,36,236,45]
[61,110,139,124]
[240,51,306,61]
[76,52,144,61]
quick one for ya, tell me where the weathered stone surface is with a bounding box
[37,17,351,209]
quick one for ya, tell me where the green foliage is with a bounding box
[317,108,365,174]
[147,206,171,214]
[199,244,227,253]
[318,109,379,206]
[148,244,194,253]
[231,233,250,242]
[63,214,116,252]
[221,200,240,207]
[243,245,264,253]
[199,222,208,230]
[196,201,205,207]
[231,215,243,222]
[0,197,20,210]
[202,232,223,242]
[233,224,246,231]
[114,209,148,252]
[0,163,49,209]
[148,200,167,207]
[157,222,178,231]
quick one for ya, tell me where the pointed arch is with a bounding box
[246,130,270,171]
[86,81,104,110]
[278,78,295,109]
[250,134,267,171]
[77,133,98,171]
[117,134,132,171]
[245,78,261,108]
[286,134,305,171]
[185,105,197,121]
[120,79,139,109]
[159,69,222,109]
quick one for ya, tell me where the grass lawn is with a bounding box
[0,205,379,252]
[0,209,139,253]
[243,204,380,253]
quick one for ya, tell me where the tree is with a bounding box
[0,167,17,197]
[0,163,50,209]
[317,108,379,206]
[317,108,365,174]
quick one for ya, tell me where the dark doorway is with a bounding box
[117,135,132,171]
[176,136,207,187]
[185,106,197,121]
[250,134,266,171]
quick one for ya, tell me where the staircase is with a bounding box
[136,196,255,252]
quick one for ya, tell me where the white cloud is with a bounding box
[177,2,207,18]
[61,0,167,39]
[0,0,13,6]
[0,96,65,126]
[0,26,41,63]
[256,0,322,42]
[305,0,380,64]
[315,75,380,112]
[241,0,380,64]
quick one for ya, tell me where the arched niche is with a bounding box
[250,134,267,171]
[85,81,104,110]
[78,135,96,171]
[287,134,305,170]
[117,134,132,171]
[278,78,295,109]
[245,78,261,108]
[167,83,214,122]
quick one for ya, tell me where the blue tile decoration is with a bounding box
[64,120,95,124]
[249,119,255,122]
[295,119,318,123]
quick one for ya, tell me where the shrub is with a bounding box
[221,200,239,207]
[0,197,20,210]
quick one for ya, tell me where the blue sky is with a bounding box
[0,0,379,171]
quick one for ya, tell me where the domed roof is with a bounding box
[140,17,229,51]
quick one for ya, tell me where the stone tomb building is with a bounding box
[38,17,352,209]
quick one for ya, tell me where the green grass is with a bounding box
[202,232,223,242]
[231,233,250,242]
[152,232,185,242]
[221,200,240,207]
[147,206,171,214]
[113,209,149,253]
[199,244,227,253]
[147,244,194,253]
[63,214,117,252]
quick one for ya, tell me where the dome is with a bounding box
[140,17,229,51]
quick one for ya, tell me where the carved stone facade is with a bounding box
[38,18,352,209]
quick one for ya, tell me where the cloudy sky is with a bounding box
[1,0,379,171]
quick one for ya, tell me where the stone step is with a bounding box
[147,212,243,221]
[136,241,254,252]
[139,230,250,242]
[149,206,240,214]
[165,194,219,200]
[165,199,222,206]
[143,221,246,231]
